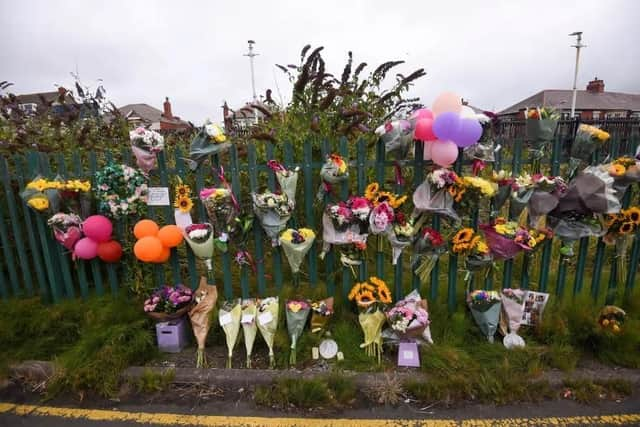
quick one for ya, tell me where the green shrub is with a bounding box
[255,377,332,409]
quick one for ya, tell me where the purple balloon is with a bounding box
[432,112,461,141]
[453,118,483,147]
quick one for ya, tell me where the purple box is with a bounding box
[398,341,420,368]
[156,316,189,353]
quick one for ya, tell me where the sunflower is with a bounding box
[364,183,379,201]
[174,195,193,213]
[348,283,362,301]
[452,228,474,244]
[625,207,640,225]
[609,164,626,177]
[605,214,618,228]
[369,276,386,289]
[389,195,407,209]
[476,240,489,254]
[375,191,393,206]
[175,184,191,197]
[378,287,392,304]
[355,290,376,306]
[620,221,635,234]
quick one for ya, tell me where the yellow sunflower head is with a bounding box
[174,195,193,213]
[609,164,626,177]
[620,221,635,234]
[625,207,640,225]
[364,183,379,201]
[475,240,490,254]
[175,184,191,197]
[355,290,376,307]
[452,228,474,244]
[378,287,392,304]
[348,283,362,301]
[389,194,407,209]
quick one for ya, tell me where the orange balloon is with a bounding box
[154,245,171,263]
[157,225,184,248]
[133,236,163,262]
[133,219,159,239]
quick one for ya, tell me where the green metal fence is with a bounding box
[0,119,639,308]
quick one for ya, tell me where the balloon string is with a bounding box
[212,165,241,212]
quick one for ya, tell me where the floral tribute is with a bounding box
[285,299,311,365]
[386,290,431,341]
[364,182,407,209]
[317,154,349,200]
[569,124,610,176]
[95,164,148,219]
[310,297,334,333]
[129,127,164,173]
[386,210,415,264]
[143,284,193,321]
[279,228,316,275]
[174,182,193,213]
[411,226,446,286]
[252,190,294,245]
[598,306,626,334]
[22,176,91,213]
[603,207,640,285]
[480,218,548,260]
[412,168,460,220]
[467,290,502,343]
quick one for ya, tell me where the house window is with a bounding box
[592,111,600,120]
[18,103,37,114]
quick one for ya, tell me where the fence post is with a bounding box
[247,143,267,297]
[302,140,318,286]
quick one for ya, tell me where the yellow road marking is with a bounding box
[1,402,639,426]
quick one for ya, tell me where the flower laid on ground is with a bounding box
[279,228,316,274]
[286,299,311,365]
[143,284,193,314]
[386,297,429,337]
[467,290,502,343]
[95,164,148,219]
[310,297,334,333]
[257,297,279,369]
[412,226,446,286]
[326,202,354,231]
[364,182,407,208]
[130,127,164,173]
[252,190,294,244]
[189,277,218,368]
[241,299,258,368]
[598,305,626,334]
[219,299,242,368]
[500,288,526,349]
[267,160,299,203]
[348,277,391,363]
[317,153,349,199]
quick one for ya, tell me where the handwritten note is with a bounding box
[147,187,170,206]
[241,314,255,324]
[219,313,233,326]
[258,311,273,326]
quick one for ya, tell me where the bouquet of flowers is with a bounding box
[467,290,502,343]
[47,213,83,253]
[129,127,164,173]
[490,170,515,216]
[607,156,640,200]
[189,277,218,368]
[95,164,148,219]
[375,119,413,158]
[241,299,258,368]
[369,201,395,235]
[279,228,316,275]
[267,160,299,203]
[452,176,497,217]
[257,297,279,369]
[326,202,354,232]
[569,124,610,177]
[143,284,194,322]
[512,173,567,223]
[364,182,407,209]
[200,187,240,238]
[549,213,605,257]
[219,299,242,368]
[347,196,372,233]
[252,191,294,245]
[411,226,446,286]
[21,176,63,213]
[384,290,432,343]
[598,305,626,334]
[386,211,414,264]
[317,154,349,200]
[286,299,311,365]
[187,121,231,170]
[500,288,526,349]
[451,228,493,286]
[310,297,334,333]
[480,219,542,260]
[347,277,392,363]
[320,208,368,271]
[184,223,215,279]
[603,207,640,285]
[524,107,560,161]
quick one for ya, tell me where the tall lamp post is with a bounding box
[569,32,586,118]
[244,40,259,124]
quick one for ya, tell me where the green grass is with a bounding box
[562,378,633,404]
[255,377,333,409]
[133,368,175,394]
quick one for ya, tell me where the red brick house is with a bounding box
[118,97,191,131]
[499,78,640,120]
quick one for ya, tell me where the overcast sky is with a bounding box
[1,0,638,124]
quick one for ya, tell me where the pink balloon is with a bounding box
[431,140,459,167]
[423,141,433,160]
[75,237,99,260]
[414,118,436,141]
[432,92,462,116]
[83,215,113,243]
[411,108,434,120]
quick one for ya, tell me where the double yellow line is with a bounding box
[1,403,639,426]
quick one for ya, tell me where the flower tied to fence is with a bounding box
[267,160,299,203]
[317,154,349,201]
[130,127,164,173]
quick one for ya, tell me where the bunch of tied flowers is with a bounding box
[490,170,516,215]
[252,190,294,244]
[325,202,354,232]
[143,284,193,320]
[173,182,193,213]
[603,206,640,284]
[387,211,415,264]
[512,172,567,222]
[364,182,407,209]
[467,290,502,343]
[412,226,446,286]
[386,297,429,338]
[451,176,497,215]
[412,168,460,220]
[451,228,493,283]
[598,306,626,334]
[524,107,560,164]
[347,196,372,232]
[317,154,349,200]
[279,228,316,275]
[608,157,637,178]
[569,124,610,177]
[200,186,239,238]
[481,218,548,260]
[129,127,164,173]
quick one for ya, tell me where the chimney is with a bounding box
[162,97,173,118]
[586,77,605,94]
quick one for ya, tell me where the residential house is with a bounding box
[15,87,77,114]
[118,97,191,131]
[223,89,277,133]
[499,78,640,120]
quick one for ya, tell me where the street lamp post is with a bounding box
[569,32,586,118]
[244,40,259,124]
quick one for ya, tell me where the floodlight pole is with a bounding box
[569,32,586,118]
[244,40,259,102]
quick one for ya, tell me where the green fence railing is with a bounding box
[0,119,639,309]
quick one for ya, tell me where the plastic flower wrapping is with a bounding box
[524,107,560,160]
[347,196,373,233]
[22,176,92,215]
[279,228,316,274]
[568,124,610,177]
[326,201,354,232]
[187,120,231,170]
[452,176,498,217]
[317,154,349,200]
[267,160,299,203]
[603,207,640,285]
[348,277,392,363]
[219,299,242,368]
[310,297,334,333]
[200,187,240,238]
[606,156,640,200]
[598,305,626,334]
[511,173,567,224]
[285,299,311,365]
[129,127,164,173]
[375,119,413,158]
[252,191,294,245]
[412,169,460,220]
[184,223,215,276]
[383,290,433,344]
[320,207,368,268]
[451,227,492,271]
[411,226,446,286]
[490,170,515,215]
[480,218,547,260]
[364,182,408,209]
[500,288,526,349]
[386,211,415,265]
[257,297,279,369]
[240,299,258,368]
[189,277,218,368]
[95,164,148,219]
[467,290,502,343]
[143,284,193,315]
[369,201,395,235]
[47,213,83,253]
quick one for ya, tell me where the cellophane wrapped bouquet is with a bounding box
[279,228,316,275]
[524,107,560,163]
[310,297,334,333]
[256,297,279,369]
[500,288,526,349]
[512,173,567,224]
[607,156,640,200]
[189,277,218,368]
[490,170,515,216]
[200,187,240,239]
[47,213,83,254]
[451,227,493,287]
[218,299,242,368]
[188,121,230,170]
[451,176,497,218]
[348,277,392,363]
[386,211,415,265]
[384,290,432,344]
[603,207,640,285]
[569,124,610,177]
[412,168,460,220]
[480,218,546,260]
[411,226,446,286]
[252,191,294,245]
[267,160,299,203]
[598,306,626,334]
[240,299,258,368]
[285,299,311,365]
[467,290,502,343]
[130,127,164,173]
[317,154,349,200]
